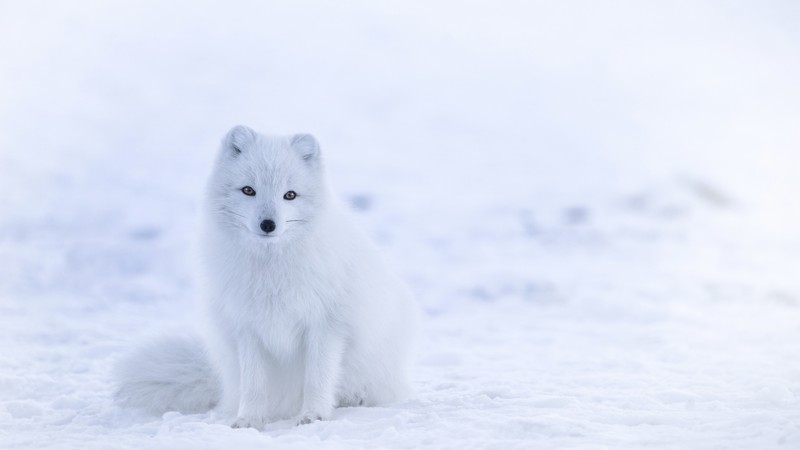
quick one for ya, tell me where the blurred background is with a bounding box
[1,0,798,304]
[1,1,799,448]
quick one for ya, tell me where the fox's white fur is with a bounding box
[115,126,417,428]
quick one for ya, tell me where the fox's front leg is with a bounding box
[297,327,345,425]
[231,333,270,430]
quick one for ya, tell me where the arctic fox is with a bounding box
[115,126,418,428]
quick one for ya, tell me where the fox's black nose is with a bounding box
[260,219,276,233]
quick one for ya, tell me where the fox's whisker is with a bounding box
[218,208,246,219]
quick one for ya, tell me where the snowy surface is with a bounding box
[2,1,800,448]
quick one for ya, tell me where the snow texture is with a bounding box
[2,1,800,448]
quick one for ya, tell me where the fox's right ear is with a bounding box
[222,125,256,156]
[290,133,321,164]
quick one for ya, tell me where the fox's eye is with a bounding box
[283,191,297,200]
[241,186,256,196]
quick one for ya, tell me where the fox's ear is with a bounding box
[222,125,256,156]
[290,133,320,164]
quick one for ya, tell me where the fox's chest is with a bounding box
[210,243,349,352]
[238,265,334,355]
[257,307,305,358]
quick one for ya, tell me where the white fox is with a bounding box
[115,126,418,428]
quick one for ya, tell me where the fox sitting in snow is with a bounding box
[115,126,418,429]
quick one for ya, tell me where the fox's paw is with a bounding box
[296,413,323,426]
[231,416,264,430]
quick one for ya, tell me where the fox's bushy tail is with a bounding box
[114,334,220,415]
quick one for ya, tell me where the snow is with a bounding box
[2,1,800,448]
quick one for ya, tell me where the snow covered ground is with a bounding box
[2,1,800,448]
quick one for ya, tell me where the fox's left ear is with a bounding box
[223,125,256,157]
[290,134,320,165]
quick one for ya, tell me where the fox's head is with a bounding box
[205,125,326,243]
